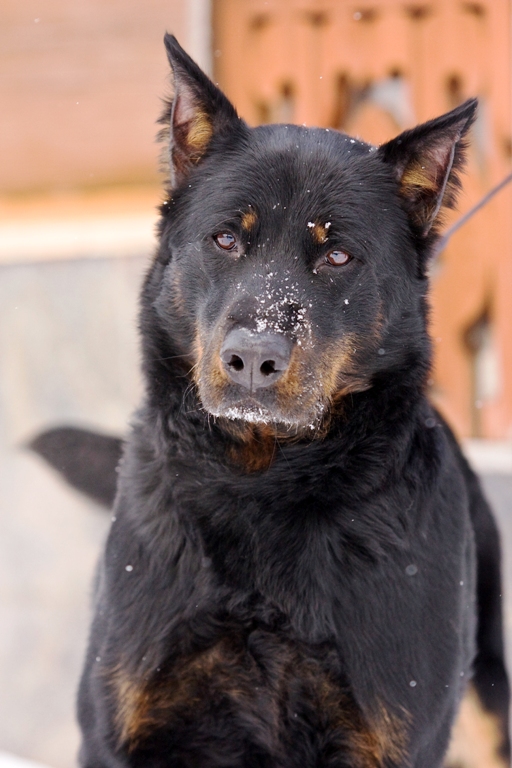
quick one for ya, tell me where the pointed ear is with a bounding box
[378,99,477,236]
[160,34,243,189]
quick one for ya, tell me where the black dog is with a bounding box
[76,35,510,767]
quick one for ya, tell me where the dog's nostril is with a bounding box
[260,360,276,376]
[220,328,292,390]
[228,354,244,372]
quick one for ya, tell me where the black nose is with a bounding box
[220,329,292,391]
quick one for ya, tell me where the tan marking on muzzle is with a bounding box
[320,334,370,399]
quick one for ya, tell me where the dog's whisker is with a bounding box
[154,353,191,362]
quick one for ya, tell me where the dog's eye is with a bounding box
[213,232,237,251]
[325,250,351,266]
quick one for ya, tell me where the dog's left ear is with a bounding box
[378,99,477,236]
[161,34,243,189]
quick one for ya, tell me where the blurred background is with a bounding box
[0,1,511,766]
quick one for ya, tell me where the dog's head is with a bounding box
[144,35,476,436]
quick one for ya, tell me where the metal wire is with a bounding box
[433,170,512,259]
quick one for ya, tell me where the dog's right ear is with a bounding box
[378,99,477,237]
[160,34,243,189]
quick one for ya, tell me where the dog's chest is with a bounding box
[112,629,407,766]
[183,473,409,632]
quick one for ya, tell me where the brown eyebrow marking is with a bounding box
[241,209,258,231]
[307,220,331,244]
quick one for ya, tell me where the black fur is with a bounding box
[77,36,510,767]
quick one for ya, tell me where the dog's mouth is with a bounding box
[193,322,370,432]
[205,396,325,431]
[194,324,325,429]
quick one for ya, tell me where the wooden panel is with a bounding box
[0,0,187,192]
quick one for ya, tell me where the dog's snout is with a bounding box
[220,329,292,390]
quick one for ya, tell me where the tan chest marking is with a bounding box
[111,645,409,765]
[228,425,277,472]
